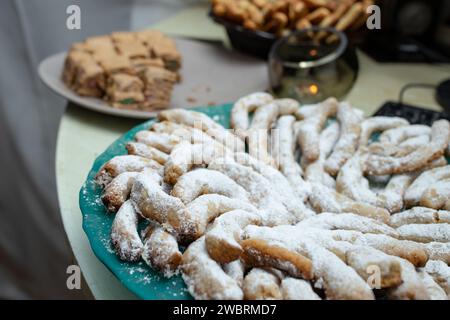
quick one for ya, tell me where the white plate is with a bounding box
[38,38,268,119]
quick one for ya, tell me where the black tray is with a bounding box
[373,101,450,125]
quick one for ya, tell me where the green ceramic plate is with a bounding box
[79,103,233,300]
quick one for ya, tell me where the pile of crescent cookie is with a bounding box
[212,0,373,38]
[95,92,450,300]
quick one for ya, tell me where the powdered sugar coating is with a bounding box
[324,102,362,176]
[397,224,450,243]
[110,200,143,262]
[358,116,409,147]
[181,237,243,300]
[231,92,274,133]
[281,277,321,300]
[390,207,450,228]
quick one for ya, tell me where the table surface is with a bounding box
[55,5,450,299]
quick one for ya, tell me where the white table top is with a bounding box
[55,6,450,300]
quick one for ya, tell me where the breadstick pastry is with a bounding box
[223,260,246,288]
[181,237,243,300]
[208,158,294,226]
[164,141,228,184]
[420,179,450,210]
[281,277,321,300]
[230,92,274,137]
[158,108,245,152]
[304,122,339,189]
[324,102,362,176]
[243,268,282,300]
[358,116,409,148]
[134,130,181,153]
[141,224,182,277]
[297,98,338,162]
[365,120,450,176]
[235,152,314,220]
[325,2,364,43]
[102,172,139,212]
[404,165,450,207]
[95,155,163,186]
[297,212,399,238]
[396,224,450,243]
[424,260,450,298]
[387,258,430,300]
[379,124,431,145]
[389,207,450,228]
[331,230,428,267]
[126,142,168,165]
[173,194,257,243]
[308,183,390,223]
[424,242,450,264]
[274,116,311,200]
[205,209,261,264]
[110,200,143,261]
[419,270,448,300]
[346,246,402,288]
[131,172,185,230]
[171,168,250,204]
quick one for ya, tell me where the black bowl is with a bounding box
[209,11,277,59]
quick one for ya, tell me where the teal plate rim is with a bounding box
[79,103,233,300]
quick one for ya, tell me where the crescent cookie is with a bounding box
[141,224,182,277]
[358,116,409,148]
[424,242,450,264]
[95,155,163,186]
[404,165,450,207]
[281,278,321,300]
[243,268,283,300]
[424,260,450,298]
[242,225,375,300]
[131,172,185,230]
[151,121,232,152]
[272,116,311,200]
[331,230,428,267]
[181,237,243,300]
[396,224,450,243]
[297,212,399,238]
[126,142,168,165]
[110,200,143,262]
[223,260,246,288]
[205,209,261,264]
[297,97,338,162]
[324,102,363,176]
[235,152,314,220]
[420,179,450,210]
[419,271,448,300]
[308,183,391,223]
[102,171,139,212]
[171,168,250,204]
[345,246,402,289]
[387,258,430,300]
[208,158,294,226]
[379,124,431,145]
[135,130,181,153]
[158,108,245,152]
[304,122,339,189]
[389,207,450,228]
[230,92,274,135]
[172,194,257,243]
[365,120,450,176]
[164,141,229,184]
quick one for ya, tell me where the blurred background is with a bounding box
[0,0,450,299]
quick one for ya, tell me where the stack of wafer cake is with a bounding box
[62,30,181,111]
